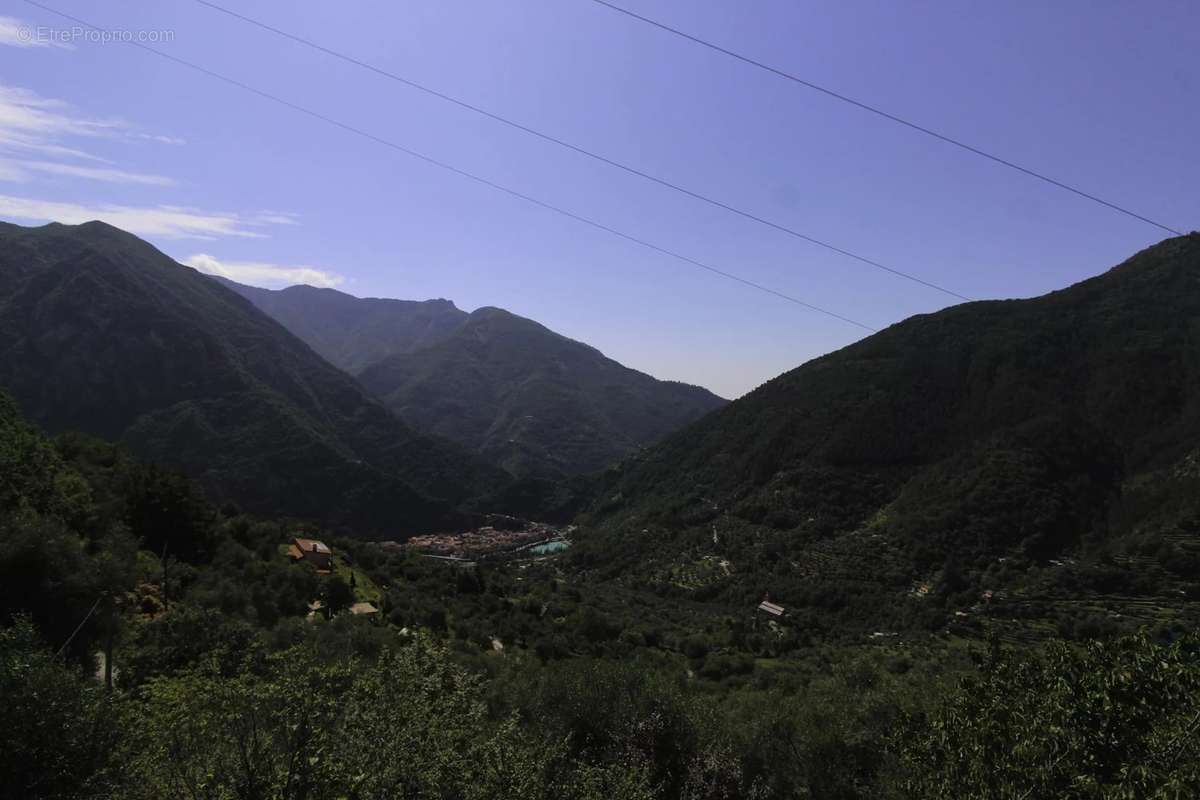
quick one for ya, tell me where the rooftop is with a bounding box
[757,601,785,617]
[294,537,331,554]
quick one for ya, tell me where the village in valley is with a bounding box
[399,519,572,561]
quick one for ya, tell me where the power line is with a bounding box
[56,595,102,658]
[588,0,1184,238]
[22,0,878,333]
[187,0,967,302]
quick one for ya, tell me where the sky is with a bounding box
[1,0,1197,399]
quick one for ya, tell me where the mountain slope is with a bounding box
[213,278,467,374]
[358,306,728,478]
[576,234,1200,632]
[0,220,508,534]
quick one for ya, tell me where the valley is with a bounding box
[3,2,1196,794]
[2,223,1199,799]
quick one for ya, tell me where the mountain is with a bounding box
[357,306,728,478]
[212,278,467,374]
[0,220,509,534]
[576,234,1200,633]
[220,277,728,479]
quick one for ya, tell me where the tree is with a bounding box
[0,618,120,799]
[324,575,355,617]
[120,637,652,800]
[0,514,100,665]
[121,648,353,800]
[122,464,216,563]
[123,605,261,688]
[894,631,1200,798]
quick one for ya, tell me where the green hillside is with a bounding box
[576,234,1200,636]
[359,306,727,478]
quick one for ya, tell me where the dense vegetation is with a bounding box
[0,220,509,534]
[3,384,1199,798]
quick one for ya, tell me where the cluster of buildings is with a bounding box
[405,522,564,559]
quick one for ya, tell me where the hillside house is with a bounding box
[289,537,332,573]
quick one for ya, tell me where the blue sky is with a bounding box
[1,0,1196,398]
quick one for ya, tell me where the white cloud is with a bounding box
[0,194,296,239]
[183,253,345,289]
[0,16,73,49]
[0,158,174,185]
[136,133,187,146]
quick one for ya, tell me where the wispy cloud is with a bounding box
[183,253,345,289]
[250,211,301,226]
[0,85,120,156]
[0,85,302,242]
[0,16,72,49]
[0,194,296,239]
[135,132,187,146]
[0,158,175,186]
[0,84,181,164]
[0,80,305,250]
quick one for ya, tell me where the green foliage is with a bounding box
[122,463,218,562]
[123,605,261,687]
[895,632,1200,798]
[0,391,68,515]
[0,513,104,664]
[0,618,121,799]
[120,637,652,800]
[884,416,1121,562]
[323,574,355,616]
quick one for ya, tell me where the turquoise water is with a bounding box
[530,540,570,555]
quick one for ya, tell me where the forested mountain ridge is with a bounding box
[223,275,727,479]
[358,305,728,478]
[577,234,1200,633]
[0,220,508,533]
[213,277,468,374]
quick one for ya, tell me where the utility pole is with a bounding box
[103,592,114,691]
[160,541,169,610]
